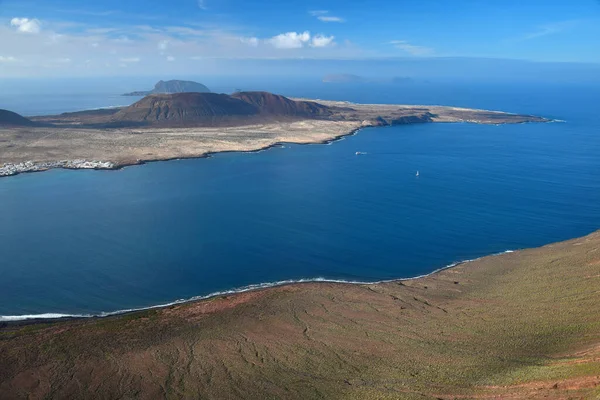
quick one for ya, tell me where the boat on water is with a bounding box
[416,170,420,177]
[355,151,367,155]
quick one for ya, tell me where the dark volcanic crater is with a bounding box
[112,93,259,123]
[107,92,336,127]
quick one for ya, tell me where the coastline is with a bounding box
[2,229,600,399]
[0,108,558,321]
[0,114,549,179]
[0,248,514,324]
[1,99,551,179]
[0,123,366,178]
[0,102,556,321]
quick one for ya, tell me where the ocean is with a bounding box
[1,80,599,319]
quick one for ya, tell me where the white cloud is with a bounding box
[41,58,72,68]
[268,31,311,49]
[47,33,63,44]
[114,35,131,43]
[197,0,207,9]
[310,11,344,22]
[311,35,335,47]
[86,28,120,35]
[166,55,175,62]
[10,17,41,34]
[317,16,344,22]
[165,26,207,36]
[158,40,169,51]
[390,40,432,56]
[0,19,362,77]
[240,37,259,47]
[522,20,579,40]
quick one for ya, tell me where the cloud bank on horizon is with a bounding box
[0,0,598,77]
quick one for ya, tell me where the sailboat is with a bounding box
[416,170,420,177]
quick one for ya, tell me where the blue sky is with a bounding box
[0,0,599,77]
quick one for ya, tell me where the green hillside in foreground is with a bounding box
[1,231,600,399]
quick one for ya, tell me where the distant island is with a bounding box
[391,76,414,84]
[0,90,548,177]
[122,79,211,96]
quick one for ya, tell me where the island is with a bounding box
[1,229,598,399]
[0,91,548,177]
[391,76,415,84]
[122,79,211,96]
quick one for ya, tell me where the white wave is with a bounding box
[0,313,91,322]
[0,249,517,322]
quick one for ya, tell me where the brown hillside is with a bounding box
[232,91,332,117]
[112,93,259,124]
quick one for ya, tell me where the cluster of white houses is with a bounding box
[0,160,115,177]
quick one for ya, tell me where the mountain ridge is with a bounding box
[122,80,211,96]
[231,91,333,117]
[111,91,335,125]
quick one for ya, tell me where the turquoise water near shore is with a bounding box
[0,82,599,318]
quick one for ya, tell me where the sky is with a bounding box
[0,0,599,79]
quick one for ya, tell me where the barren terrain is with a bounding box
[0,120,362,166]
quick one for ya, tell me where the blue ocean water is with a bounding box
[0,82,599,318]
